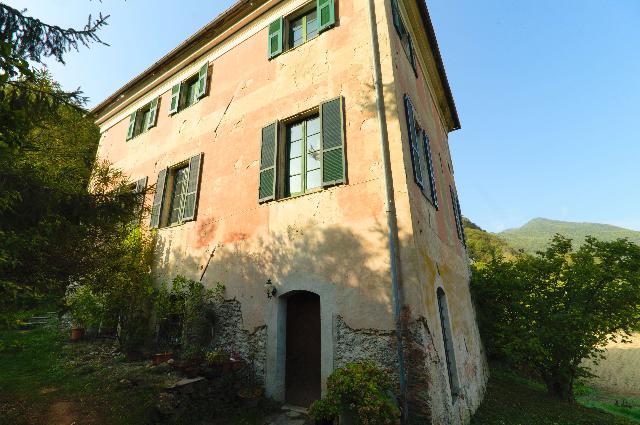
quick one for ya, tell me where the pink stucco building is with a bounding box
[92,0,487,422]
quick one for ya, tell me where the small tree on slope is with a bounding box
[472,234,640,401]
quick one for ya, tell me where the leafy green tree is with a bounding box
[0,3,108,150]
[472,235,640,401]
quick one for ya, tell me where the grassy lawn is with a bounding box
[576,385,640,423]
[0,323,161,425]
[471,368,638,425]
[0,311,280,425]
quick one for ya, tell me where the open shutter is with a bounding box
[146,98,159,130]
[182,153,203,222]
[408,37,417,74]
[391,0,402,36]
[169,84,181,115]
[135,176,148,194]
[259,122,278,202]
[267,17,284,59]
[404,95,423,188]
[454,190,466,245]
[150,169,168,228]
[317,0,336,33]
[126,111,137,140]
[320,97,346,187]
[196,62,209,99]
[134,176,148,220]
[423,132,438,208]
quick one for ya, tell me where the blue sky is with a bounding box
[10,0,640,232]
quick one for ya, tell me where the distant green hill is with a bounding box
[462,217,517,263]
[498,218,640,253]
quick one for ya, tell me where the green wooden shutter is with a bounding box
[450,186,465,244]
[267,17,284,59]
[134,176,148,220]
[404,95,423,188]
[182,153,203,222]
[135,176,148,194]
[320,97,345,187]
[317,0,336,33]
[169,84,181,115]
[126,111,137,140]
[146,98,159,130]
[196,62,209,99]
[150,168,168,228]
[408,36,417,74]
[423,132,438,208]
[391,0,403,36]
[259,122,278,202]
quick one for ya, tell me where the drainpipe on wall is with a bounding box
[365,0,408,421]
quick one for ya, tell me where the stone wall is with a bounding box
[211,299,267,384]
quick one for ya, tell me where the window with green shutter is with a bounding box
[258,97,345,203]
[150,155,204,228]
[404,95,424,189]
[392,0,418,76]
[168,62,210,115]
[450,186,466,245]
[268,0,335,59]
[126,96,160,141]
[422,131,438,208]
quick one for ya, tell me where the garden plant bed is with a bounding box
[0,315,282,425]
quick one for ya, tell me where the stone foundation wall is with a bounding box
[210,299,267,384]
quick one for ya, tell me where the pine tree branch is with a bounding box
[0,4,110,65]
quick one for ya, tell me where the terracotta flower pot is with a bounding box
[238,387,263,408]
[152,352,174,366]
[70,327,85,342]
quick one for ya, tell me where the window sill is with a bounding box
[157,220,194,230]
[169,97,205,117]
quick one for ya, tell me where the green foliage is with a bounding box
[472,235,640,401]
[499,218,640,254]
[154,276,225,355]
[0,72,146,316]
[309,362,400,424]
[463,216,517,263]
[64,284,105,329]
[0,4,108,150]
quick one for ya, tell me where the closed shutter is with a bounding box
[196,62,209,99]
[454,190,466,245]
[267,17,284,59]
[146,98,159,130]
[317,0,336,33]
[182,153,203,222]
[150,169,168,228]
[320,97,345,187]
[169,84,181,115]
[126,111,137,140]
[391,0,403,36]
[408,37,417,74]
[404,95,423,188]
[450,186,464,243]
[134,176,148,220]
[423,132,438,208]
[259,122,278,202]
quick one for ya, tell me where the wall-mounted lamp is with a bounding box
[265,279,277,299]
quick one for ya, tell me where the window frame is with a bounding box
[166,163,190,227]
[287,6,319,49]
[284,114,322,198]
[392,0,418,76]
[437,287,461,399]
[169,62,209,116]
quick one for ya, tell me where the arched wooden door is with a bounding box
[285,291,321,407]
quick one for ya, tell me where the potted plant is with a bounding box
[152,352,174,366]
[65,283,105,342]
[205,350,227,376]
[237,386,263,408]
[237,350,263,408]
[309,362,400,425]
